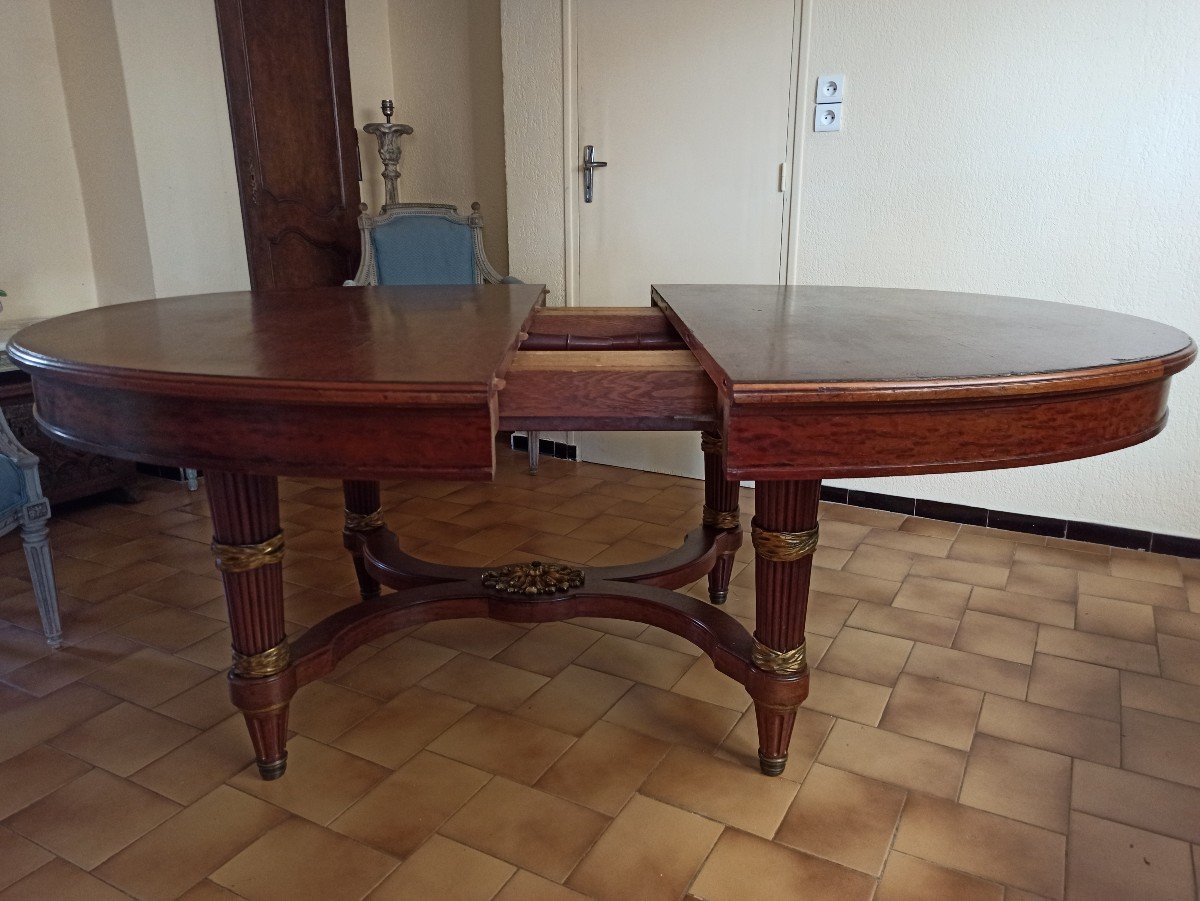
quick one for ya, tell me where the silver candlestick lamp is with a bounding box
[363,99,413,212]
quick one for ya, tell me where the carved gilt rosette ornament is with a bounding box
[481,561,585,596]
[363,99,413,212]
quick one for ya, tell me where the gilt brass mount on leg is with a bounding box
[702,506,741,530]
[343,482,386,601]
[750,522,819,562]
[758,753,788,777]
[344,508,386,532]
[231,640,292,677]
[256,757,288,780]
[751,638,808,675]
[211,532,285,572]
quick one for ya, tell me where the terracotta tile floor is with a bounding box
[1,450,1199,900]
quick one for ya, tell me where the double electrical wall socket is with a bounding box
[814,104,841,132]
[814,74,844,131]
[815,74,845,103]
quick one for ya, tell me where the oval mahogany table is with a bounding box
[9,283,1194,779]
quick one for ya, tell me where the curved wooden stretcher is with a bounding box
[9,283,1194,779]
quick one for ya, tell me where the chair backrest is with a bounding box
[350,202,508,287]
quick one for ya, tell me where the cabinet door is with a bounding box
[215,0,362,289]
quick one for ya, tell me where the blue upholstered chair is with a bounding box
[0,407,62,647]
[350,202,542,473]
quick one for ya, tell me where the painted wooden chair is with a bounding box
[0,407,62,647]
[349,201,542,473]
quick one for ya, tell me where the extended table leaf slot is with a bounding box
[499,349,717,431]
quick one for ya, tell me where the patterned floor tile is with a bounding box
[0,457,1197,899]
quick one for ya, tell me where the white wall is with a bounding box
[347,0,397,216]
[503,0,1200,538]
[500,0,565,303]
[500,0,569,451]
[391,0,510,272]
[49,0,155,307]
[1,0,248,321]
[110,0,250,298]
[796,0,1200,538]
[0,0,98,323]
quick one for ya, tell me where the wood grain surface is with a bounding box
[652,284,1195,395]
[652,285,1195,479]
[10,283,1194,482]
[9,285,546,479]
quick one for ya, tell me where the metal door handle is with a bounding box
[583,145,607,203]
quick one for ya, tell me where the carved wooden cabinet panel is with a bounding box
[215,0,362,290]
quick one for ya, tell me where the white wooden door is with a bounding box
[573,0,797,476]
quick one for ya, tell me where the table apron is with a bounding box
[29,377,499,480]
[723,379,1173,479]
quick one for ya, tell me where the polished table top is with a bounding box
[8,284,1194,481]
[7,284,545,401]
[12,284,1193,392]
[654,285,1194,398]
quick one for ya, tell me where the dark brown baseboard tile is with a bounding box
[821,486,1199,559]
[137,463,192,482]
[510,434,578,462]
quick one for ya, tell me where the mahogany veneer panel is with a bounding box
[653,285,1195,479]
[499,349,716,431]
[527,307,674,338]
[10,285,546,479]
[215,0,361,290]
[521,306,685,350]
[654,285,1193,387]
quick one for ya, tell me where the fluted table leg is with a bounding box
[750,479,820,775]
[206,471,294,780]
[701,431,741,605]
[342,479,384,599]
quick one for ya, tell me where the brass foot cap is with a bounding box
[758,752,787,777]
[257,754,288,781]
[709,590,728,606]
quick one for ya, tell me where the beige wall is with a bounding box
[0,0,97,323]
[347,0,396,216]
[0,0,249,324]
[796,0,1200,537]
[49,0,155,307]
[503,0,1200,537]
[390,0,510,272]
[111,0,249,298]
[500,0,564,302]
